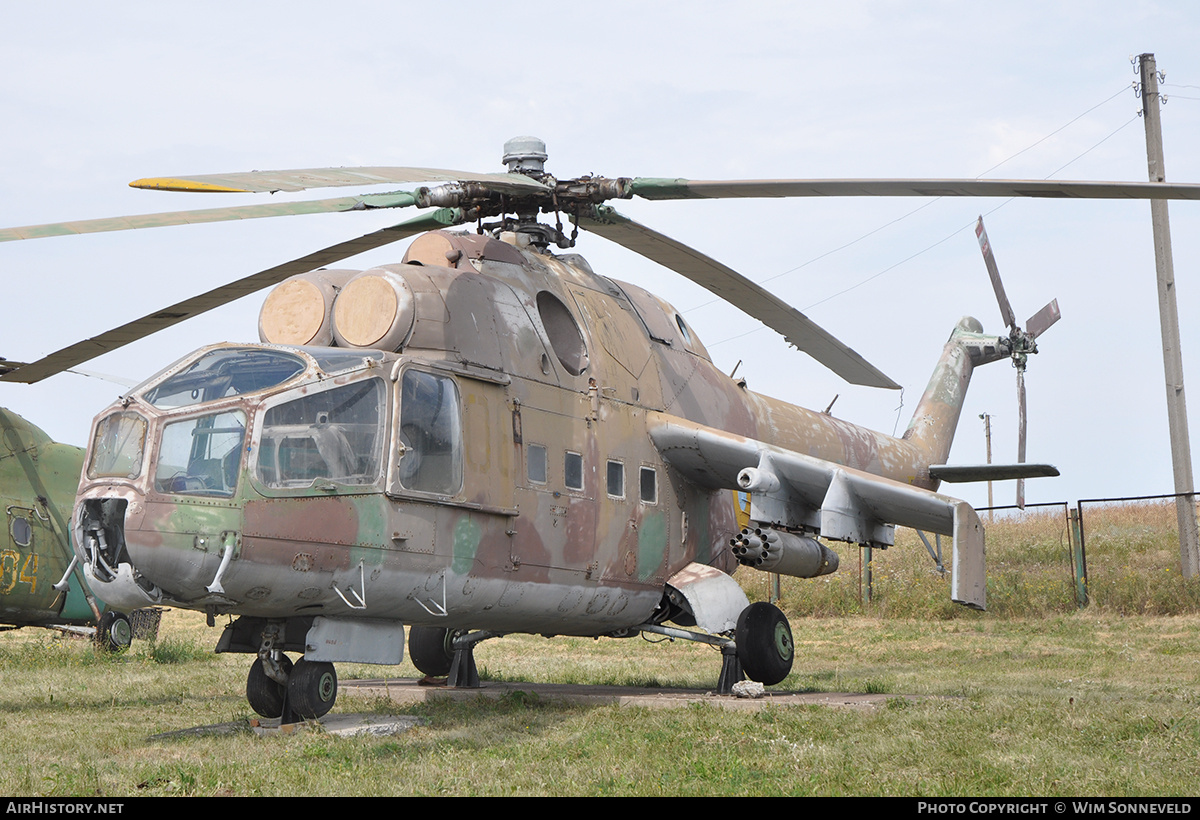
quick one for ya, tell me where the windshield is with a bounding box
[153,410,247,497]
[88,411,148,479]
[143,348,307,408]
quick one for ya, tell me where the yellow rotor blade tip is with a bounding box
[129,177,253,193]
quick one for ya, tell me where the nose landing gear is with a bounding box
[246,654,337,722]
[288,660,338,719]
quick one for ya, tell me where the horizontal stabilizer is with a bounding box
[929,463,1060,483]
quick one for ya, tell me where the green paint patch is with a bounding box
[637,513,666,581]
[452,516,482,575]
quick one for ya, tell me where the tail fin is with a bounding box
[902,317,1009,466]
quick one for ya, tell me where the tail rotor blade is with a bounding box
[975,216,1017,332]
[1016,365,1028,509]
[1025,299,1061,340]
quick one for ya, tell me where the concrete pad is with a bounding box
[340,677,898,710]
[250,713,426,737]
[149,713,426,741]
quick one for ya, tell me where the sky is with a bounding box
[3,1,1200,512]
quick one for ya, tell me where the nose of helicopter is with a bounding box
[75,492,244,612]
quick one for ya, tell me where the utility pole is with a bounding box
[1138,53,1200,578]
[979,412,994,521]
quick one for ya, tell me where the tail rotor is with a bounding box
[975,216,1061,508]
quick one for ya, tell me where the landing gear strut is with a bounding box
[634,601,794,694]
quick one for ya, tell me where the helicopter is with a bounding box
[0,406,147,651]
[3,136,1200,720]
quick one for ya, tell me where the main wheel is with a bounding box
[246,655,294,718]
[408,626,456,677]
[95,611,132,653]
[288,659,338,719]
[735,602,794,686]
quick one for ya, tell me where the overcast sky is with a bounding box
[3,1,1200,511]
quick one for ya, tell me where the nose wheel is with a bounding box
[94,611,133,653]
[246,655,338,722]
[246,655,294,718]
[288,660,338,719]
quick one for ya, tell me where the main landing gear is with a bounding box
[401,604,795,696]
[246,653,339,722]
[734,602,794,687]
[644,601,795,694]
[408,626,498,688]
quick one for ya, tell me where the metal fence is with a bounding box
[977,493,1196,610]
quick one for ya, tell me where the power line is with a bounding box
[703,87,1140,350]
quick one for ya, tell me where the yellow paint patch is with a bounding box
[734,490,751,530]
[129,177,253,193]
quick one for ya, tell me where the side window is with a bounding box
[398,370,463,495]
[527,444,547,484]
[9,516,32,547]
[257,379,385,489]
[640,466,657,504]
[606,459,625,499]
[564,451,583,491]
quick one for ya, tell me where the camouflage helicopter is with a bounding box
[3,137,1200,720]
[0,406,141,651]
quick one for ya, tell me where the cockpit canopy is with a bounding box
[87,344,463,500]
[142,348,307,408]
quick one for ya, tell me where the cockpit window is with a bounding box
[299,348,384,375]
[153,410,246,497]
[88,412,148,479]
[256,379,386,489]
[143,348,307,408]
[398,370,462,495]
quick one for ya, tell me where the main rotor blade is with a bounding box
[0,208,466,384]
[1026,299,1061,339]
[577,205,899,389]
[0,192,418,244]
[974,216,1017,331]
[131,166,550,196]
[630,177,1200,201]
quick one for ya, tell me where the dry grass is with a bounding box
[1,500,1198,796]
[743,500,1200,620]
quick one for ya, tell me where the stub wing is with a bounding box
[648,413,986,610]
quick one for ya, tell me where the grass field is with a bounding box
[1,501,1198,797]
